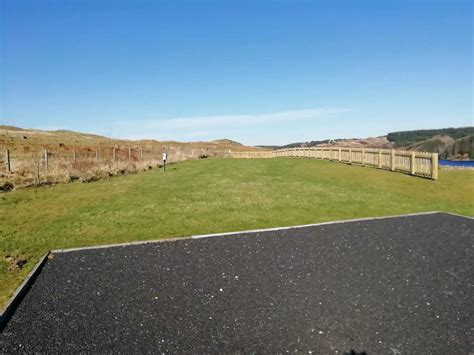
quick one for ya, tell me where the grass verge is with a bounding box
[1,158,473,307]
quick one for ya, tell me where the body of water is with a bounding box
[439,160,474,168]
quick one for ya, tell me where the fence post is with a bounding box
[4,149,11,172]
[113,147,116,162]
[338,148,341,162]
[348,148,352,164]
[378,149,382,169]
[73,149,77,163]
[361,149,365,166]
[128,147,132,162]
[410,151,416,175]
[390,150,395,171]
[431,153,438,180]
[140,148,143,159]
[44,149,49,169]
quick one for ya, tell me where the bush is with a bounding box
[0,181,14,192]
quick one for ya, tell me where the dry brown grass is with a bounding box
[1,151,208,189]
[0,127,265,190]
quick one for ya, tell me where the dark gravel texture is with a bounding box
[0,212,472,353]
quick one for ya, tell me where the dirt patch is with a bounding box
[4,255,28,271]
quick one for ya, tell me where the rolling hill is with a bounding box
[260,127,474,160]
[0,126,260,153]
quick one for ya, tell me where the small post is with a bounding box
[378,149,382,169]
[431,153,438,180]
[128,147,132,162]
[349,148,352,164]
[113,147,116,162]
[5,149,11,172]
[338,148,342,162]
[140,148,143,159]
[410,151,416,175]
[391,150,395,171]
[361,149,365,166]
[73,149,77,163]
[44,149,49,169]
[163,151,167,171]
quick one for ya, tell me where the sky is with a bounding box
[0,0,472,146]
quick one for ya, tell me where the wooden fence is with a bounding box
[1,146,439,181]
[231,147,439,180]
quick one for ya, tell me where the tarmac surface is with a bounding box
[0,212,472,353]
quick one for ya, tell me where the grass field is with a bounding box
[1,158,473,307]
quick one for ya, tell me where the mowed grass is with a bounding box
[1,158,473,306]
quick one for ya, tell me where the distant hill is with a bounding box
[3,125,472,160]
[387,127,473,159]
[386,127,474,147]
[0,125,262,153]
[258,136,393,150]
[406,134,473,160]
[211,139,244,147]
[259,127,474,159]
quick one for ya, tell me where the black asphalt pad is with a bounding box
[0,212,473,353]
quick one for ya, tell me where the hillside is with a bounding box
[258,136,393,150]
[0,126,258,153]
[407,134,474,160]
[387,127,474,159]
[386,127,474,147]
[211,139,244,147]
[260,127,473,159]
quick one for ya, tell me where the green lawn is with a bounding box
[1,158,473,307]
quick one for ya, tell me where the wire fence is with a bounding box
[1,145,232,186]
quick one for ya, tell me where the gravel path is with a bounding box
[0,212,472,353]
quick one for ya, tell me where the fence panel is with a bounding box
[351,149,363,164]
[394,151,411,173]
[364,149,377,167]
[341,149,350,162]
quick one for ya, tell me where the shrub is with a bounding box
[0,181,14,192]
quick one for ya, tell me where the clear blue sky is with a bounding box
[1,0,472,145]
